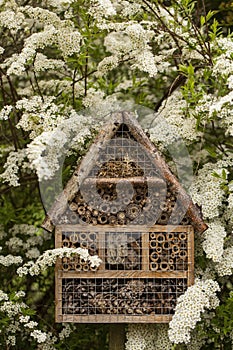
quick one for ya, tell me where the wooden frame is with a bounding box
[55,224,194,323]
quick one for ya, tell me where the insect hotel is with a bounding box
[42,111,207,323]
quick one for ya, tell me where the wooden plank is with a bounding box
[141,232,149,271]
[83,176,165,184]
[58,224,193,233]
[187,226,195,286]
[60,314,173,323]
[109,325,125,350]
[57,270,188,279]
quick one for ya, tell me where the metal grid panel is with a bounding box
[55,225,194,323]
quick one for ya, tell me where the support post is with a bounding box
[109,324,125,350]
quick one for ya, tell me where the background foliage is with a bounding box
[0,0,233,349]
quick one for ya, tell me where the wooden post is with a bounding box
[109,324,125,350]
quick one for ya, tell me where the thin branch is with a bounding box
[72,67,78,107]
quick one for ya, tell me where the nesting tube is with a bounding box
[172,244,180,255]
[90,265,98,272]
[109,215,117,225]
[179,233,187,241]
[79,232,87,241]
[179,250,187,259]
[117,211,126,220]
[78,205,86,215]
[167,232,174,241]
[88,233,96,241]
[80,241,88,249]
[156,246,163,254]
[62,238,71,248]
[162,241,171,251]
[150,232,156,240]
[158,213,169,224]
[160,262,169,271]
[69,233,79,244]
[150,251,160,262]
[149,240,158,249]
[156,233,165,243]
[98,214,108,224]
[69,202,78,211]
[62,263,70,271]
[82,264,89,272]
[74,263,82,271]
[150,262,159,271]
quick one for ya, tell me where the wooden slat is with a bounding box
[57,270,188,279]
[58,224,192,233]
[59,314,172,323]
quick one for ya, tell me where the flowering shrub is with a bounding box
[0,0,233,348]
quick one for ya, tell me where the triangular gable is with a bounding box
[42,111,207,233]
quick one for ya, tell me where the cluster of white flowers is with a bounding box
[202,221,226,262]
[149,91,202,146]
[0,105,13,120]
[168,279,220,344]
[5,225,46,259]
[0,254,23,266]
[0,290,9,302]
[215,245,233,276]
[189,162,226,219]
[88,0,116,21]
[59,324,74,340]
[30,330,47,343]
[0,9,25,32]
[17,247,102,277]
[16,96,62,138]
[0,149,28,186]
[0,300,28,318]
[125,324,172,350]
[26,111,95,180]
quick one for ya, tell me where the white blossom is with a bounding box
[0,105,13,120]
[17,247,102,277]
[168,279,220,344]
[202,221,226,262]
[30,330,47,343]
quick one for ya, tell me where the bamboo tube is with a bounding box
[149,240,158,249]
[167,232,174,241]
[156,233,165,243]
[82,264,89,271]
[150,251,160,261]
[90,265,98,272]
[162,241,171,251]
[80,215,91,224]
[62,238,71,247]
[69,233,79,244]
[172,244,180,255]
[79,232,87,241]
[74,263,82,271]
[150,262,158,271]
[80,241,88,249]
[109,215,117,225]
[160,262,169,271]
[110,205,118,214]
[77,205,86,215]
[156,246,162,254]
[157,213,169,224]
[117,211,126,220]
[150,232,156,240]
[62,263,70,271]
[98,214,108,224]
[88,233,96,241]
[178,233,187,241]
[69,202,78,211]
[179,250,187,259]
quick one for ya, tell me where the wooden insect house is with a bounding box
[42,111,207,323]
